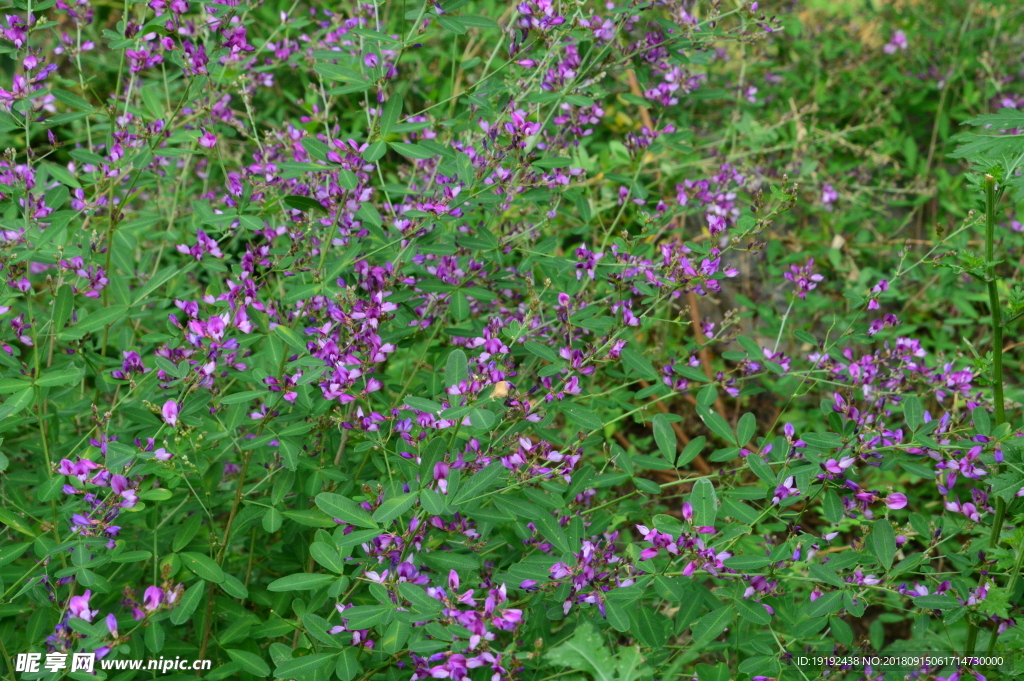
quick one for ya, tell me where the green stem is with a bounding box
[985,174,1005,427]
[968,174,1007,657]
[985,173,1007,552]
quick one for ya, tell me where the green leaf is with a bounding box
[458,15,500,29]
[282,509,336,527]
[806,590,844,617]
[736,412,756,446]
[903,396,923,431]
[871,520,896,571]
[747,453,776,485]
[689,479,718,527]
[990,472,1024,502]
[219,573,248,599]
[822,490,844,524]
[437,15,468,33]
[696,406,735,445]
[390,142,436,160]
[722,555,771,570]
[445,349,469,387]
[677,436,705,467]
[169,582,205,625]
[179,552,224,583]
[962,108,1024,130]
[605,600,631,632]
[544,622,616,681]
[690,606,732,647]
[801,432,844,449]
[262,508,283,533]
[51,89,93,111]
[630,606,668,648]
[303,612,340,647]
[343,604,391,629]
[972,407,991,436]
[403,396,444,414]
[379,95,402,136]
[621,348,658,380]
[273,653,336,679]
[227,650,271,676]
[362,140,387,162]
[696,663,731,681]
[808,564,846,588]
[449,462,505,506]
[372,492,417,525]
[309,542,346,574]
[913,594,959,610]
[651,414,676,461]
[0,387,35,420]
[523,341,559,362]
[301,138,329,162]
[419,550,480,573]
[534,513,573,555]
[830,616,854,645]
[52,284,74,330]
[562,404,603,432]
[313,63,368,83]
[145,620,165,653]
[0,508,34,536]
[315,493,378,529]
[172,514,202,552]
[735,598,771,624]
[283,195,326,213]
[267,573,336,592]
[381,619,411,654]
[0,543,30,566]
[75,305,128,333]
[274,325,305,350]
[45,163,82,189]
[334,649,362,681]
[133,263,194,306]
[398,582,442,613]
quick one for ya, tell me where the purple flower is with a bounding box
[885,493,908,510]
[772,476,799,504]
[143,586,163,612]
[106,613,119,637]
[198,129,217,149]
[784,259,824,299]
[883,30,908,54]
[161,400,178,427]
[69,590,98,622]
[821,183,838,209]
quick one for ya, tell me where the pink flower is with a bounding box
[161,400,178,427]
[885,493,908,510]
[153,448,173,461]
[883,30,908,54]
[821,183,838,210]
[824,457,855,475]
[198,129,217,148]
[69,590,98,622]
[143,586,163,612]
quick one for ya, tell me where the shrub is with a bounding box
[1,0,1023,680]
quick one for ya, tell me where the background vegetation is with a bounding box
[1,0,1024,679]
